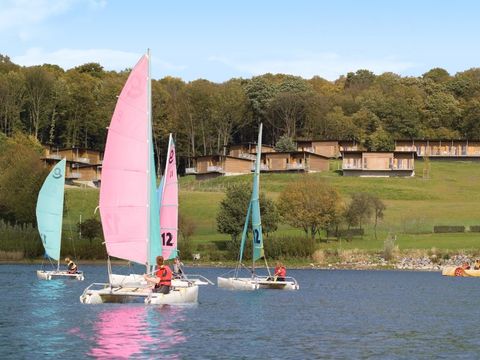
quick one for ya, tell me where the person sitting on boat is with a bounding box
[172,257,184,279]
[143,256,172,294]
[474,259,480,270]
[64,257,78,274]
[273,262,286,282]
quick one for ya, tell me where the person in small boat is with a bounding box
[273,262,286,282]
[473,259,480,270]
[143,256,172,294]
[172,257,184,279]
[64,257,78,274]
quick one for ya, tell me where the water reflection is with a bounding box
[31,280,66,319]
[89,305,186,359]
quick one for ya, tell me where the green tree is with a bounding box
[371,196,386,239]
[275,134,297,152]
[179,213,197,259]
[78,218,102,244]
[277,177,343,240]
[0,134,47,224]
[23,66,54,140]
[216,183,279,245]
[344,193,373,230]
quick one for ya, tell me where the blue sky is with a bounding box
[1,0,480,82]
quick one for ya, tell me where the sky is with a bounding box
[1,0,480,82]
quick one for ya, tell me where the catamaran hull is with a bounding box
[80,284,198,305]
[442,267,480,277]
[110,273,210,287]
[217,277,259,290]
[257,280,299,290]
[37,270,84,281]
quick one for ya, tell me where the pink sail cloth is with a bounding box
[160,136,178,260]
[99,54,149,264]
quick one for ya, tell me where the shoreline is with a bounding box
[0,258,446,272]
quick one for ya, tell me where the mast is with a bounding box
[146,48,152,274]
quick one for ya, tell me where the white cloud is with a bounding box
[209,52,416,80]
[12,47,186,73]
[0,0,76,31]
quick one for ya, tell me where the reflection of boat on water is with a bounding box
[36,158,84,281]
[89,305,186,359]
[217,123,299,291]
[80,51,197,305]
[442,266,480,277]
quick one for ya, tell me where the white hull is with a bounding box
[217,277,259,290]
[217,276,299,290]
[37,270,84,281]
[256,278,299,290]
[110,273,211,287]
[80,283,198,305]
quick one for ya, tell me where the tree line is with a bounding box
[1,54,480,169]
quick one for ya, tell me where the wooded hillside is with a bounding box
[1,54,479,169]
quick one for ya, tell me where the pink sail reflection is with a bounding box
[89,305,186,359]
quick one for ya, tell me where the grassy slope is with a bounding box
[64,160,480,252]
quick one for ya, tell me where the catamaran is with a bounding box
[217,123,299,290]
[80,51,198,304]
[36,158,84,281]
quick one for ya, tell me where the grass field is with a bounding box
[61,160,480,255]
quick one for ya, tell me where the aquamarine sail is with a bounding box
[148,120,161,266]
[251,123,264,261]
[237,123,264,265]
[36,159,66,261]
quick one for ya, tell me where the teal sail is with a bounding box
[237,123,264,266]
[36,159,66,261]
[251,123,264,261]
[148,123,162,266]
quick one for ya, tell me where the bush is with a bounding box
[469,226,480,232]
[0,220,43,258]
[263,235,316,259]
[433,226,465,233]
[383,234,397,261]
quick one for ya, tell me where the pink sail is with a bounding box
[159,134,178,260]
[99,55,149,264]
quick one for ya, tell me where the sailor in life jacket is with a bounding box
[274,262,286,282]
[144,256,172,294]
[64,257,78,274]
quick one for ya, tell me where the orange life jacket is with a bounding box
[156,265,172,286]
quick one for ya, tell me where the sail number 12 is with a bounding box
[162,232,174,246]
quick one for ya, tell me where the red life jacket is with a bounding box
[156,265,172,286]
[275,266,286,278]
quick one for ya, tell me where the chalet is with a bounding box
[395,139,480,159]
[295,139,364,158]
[187,155,254,180]
[342,150,415,177]
[228,143,275,160]
[258,151,329,173]
[42,147,102,185]
[296,140,341,158]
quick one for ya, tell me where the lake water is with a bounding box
[1,264,480,359]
